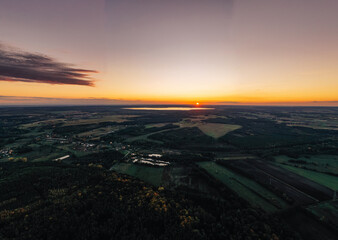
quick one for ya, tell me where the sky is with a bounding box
[0,0,338,106]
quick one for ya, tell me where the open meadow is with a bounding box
[306,201,338,231]
[63,115,138,126]
[276,163,338,191]
[174,117,241,139]
[111,163,164,186]
[274,155,338,175]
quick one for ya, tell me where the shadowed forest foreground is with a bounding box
[0,162,298,240]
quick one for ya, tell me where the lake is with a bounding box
[123,107,214,111]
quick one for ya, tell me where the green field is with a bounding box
[124,133,163,144]
[175,121,241,139]
[124,127,176,144]
[2,143,72,163]
[63,115,137,126]
[31,152,69,162]
[277,164,338,191]
[20,119,65,129]
[125,118,241,142]
[198,162,289,212]
[111,163,164,186]
[145,123,168,128]
[198,123,242,139]
[275,155,338,175]
[307,201,338,230]
[216,155,257,161]
[77,126,119,138]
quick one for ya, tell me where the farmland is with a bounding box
[197,161,289,212]
[124,127,172,144]
[20,118,66,129]
[277,164,338,191]
[274,155,338,175]
[63,115,138,126]
[220,159,333,205]
[76,126,118,138]
[1,105,338,239]
[174,117,241,139]
[306,201,338,231]
[124,118,241,143]
[197,123,241,139]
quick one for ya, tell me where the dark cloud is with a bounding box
[0,95,146,106]
[0,44,97,86]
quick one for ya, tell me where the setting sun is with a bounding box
[196,102,200,106]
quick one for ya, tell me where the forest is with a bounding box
[0,162,298,240]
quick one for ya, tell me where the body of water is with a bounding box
[123,107,214,111]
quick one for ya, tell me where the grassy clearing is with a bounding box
[145,123,168,128]
[27,144,41,148]
[63,115,137,126]
[77,126,118,138]
[56,144,88,157]
[287,124,338,131]
[175,121,241,139]
[198,123,241,139]
[31,152,68,162]
[307,201,338,230]
[124,133,163,144]
[127,115,239,140]
[216,155,257,161]
[275,155,338,175]
[3,143,70,162]
[277,164,338,191]
[20,119,65,129]
[111,163,164,186]
[125,127,178,144]
[198,162,288,212]
[188,115,227,121]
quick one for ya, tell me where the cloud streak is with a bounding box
[0,95,148,106]
[0,44,97,86]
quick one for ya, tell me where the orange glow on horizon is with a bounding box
[1,1,338,107]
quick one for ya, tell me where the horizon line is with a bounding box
[1,103,338,108]
[1,95,338,107]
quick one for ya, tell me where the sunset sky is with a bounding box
[0,0,338,106]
